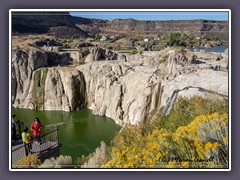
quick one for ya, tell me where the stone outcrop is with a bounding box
[85,47,125,63]
[12,12,88,38]
[46,52,73,66]
[12,49,75,107]
[12,50,48,107]
[76,61,163,125]
[76,58,228,125]
[48,26,88,39]
[22,67,86,111]
[12,47,228,126]
[34,39,63,47]
[194,50,227,61]
[167,52,178,74]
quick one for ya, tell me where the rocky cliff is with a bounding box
[76,59,228,125]
[12,12,88,38]
[85,47,126,63]
[12,47,228,125]
[25,67,86,111]
[12,50,48,107]
[12,49,76,108]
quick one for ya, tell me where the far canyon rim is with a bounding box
[12,12,228,41]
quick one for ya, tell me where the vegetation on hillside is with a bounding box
[12,155,42,168]
[86,32,223,52]
[102,96,228,168]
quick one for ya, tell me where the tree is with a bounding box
[168,32,180,46]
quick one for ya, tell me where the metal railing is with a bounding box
[12,121,25,137]
[12,126,59,163]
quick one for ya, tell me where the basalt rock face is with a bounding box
[12,12,73,34]
[12,49,76,108]
[24,67,87,111]
[76,58,228,125]
[76,61,163,125]
[12,50,48,107]
[48,26,88,39]
[12,12,88,38]
[12,47,228,125]
[85,47,125,63]
[76,48,228,125]
[12,51,86,112]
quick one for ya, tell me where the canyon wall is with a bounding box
[12,49,228,125]
[12,49,76,108]
[12,12,228,41]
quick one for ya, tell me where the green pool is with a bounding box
[12,108,121,163]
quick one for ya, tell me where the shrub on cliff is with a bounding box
[102,96,228,168]
[39,155,72,168]
[129,49,138,55]
[13,155,42,168]
[102,112,228,168]
[159,96,228,132]
[77,141,108,168]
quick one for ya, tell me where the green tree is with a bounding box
[94,34,102,41]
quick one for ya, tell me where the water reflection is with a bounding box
[12,108,121,162]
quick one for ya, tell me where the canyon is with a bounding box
[11,46,228,125]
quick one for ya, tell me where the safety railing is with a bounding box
[12,126,59,163]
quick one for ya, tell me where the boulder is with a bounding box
[85,47,119,63]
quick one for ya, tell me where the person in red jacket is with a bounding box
[30,118,42,145]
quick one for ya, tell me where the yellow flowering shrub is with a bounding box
[12,155,42,168]
[102,112,228,168]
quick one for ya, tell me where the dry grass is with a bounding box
[78,141,108,168]
[12,34,53,50]
[39,155,72,168]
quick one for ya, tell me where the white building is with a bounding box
[144,38,149,42]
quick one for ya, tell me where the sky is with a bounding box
[69,11,228,21]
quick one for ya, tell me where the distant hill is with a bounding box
[105,19,228,41]
[12,12,228,41]
[12,12,88,38]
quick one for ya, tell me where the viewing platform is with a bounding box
[11,126,61,164]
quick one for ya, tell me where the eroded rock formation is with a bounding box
[12,49,75,107]
[85,47,125,63]
[24,67,86,111]
[12,47,228,125]
[12,49,48,107]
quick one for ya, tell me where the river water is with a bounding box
[189,45,228,52]
[12,108,121,162]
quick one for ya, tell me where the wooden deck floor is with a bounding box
[12,139,59,163]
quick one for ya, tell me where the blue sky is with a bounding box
[70,11,228,21]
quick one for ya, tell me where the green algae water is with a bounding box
[12,108,121,162]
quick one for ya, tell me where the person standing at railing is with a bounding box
[30,118,42,145]
[12,114,17,140]
[22,126,32,156]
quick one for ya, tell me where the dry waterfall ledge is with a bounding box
[12,49,228,126]
[76,61,228,125]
